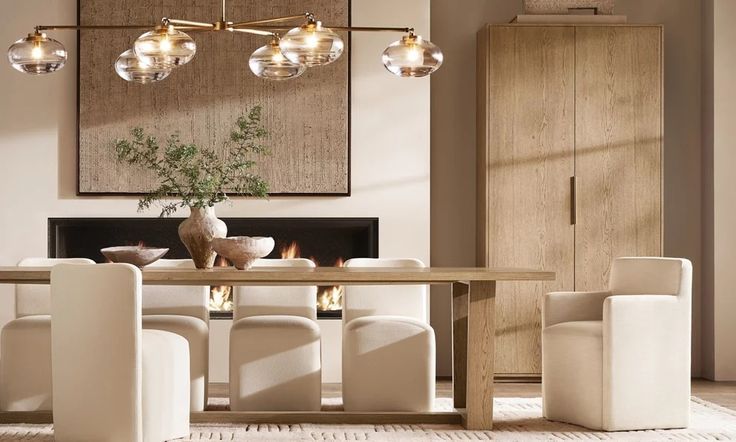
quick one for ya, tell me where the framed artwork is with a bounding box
[77,0,350,196]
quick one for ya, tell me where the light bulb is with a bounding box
[249,38,306,80]
[31,45,43,59]
[133,26,196,69]
[279,20,343,67]
[305,33,319,48]
[7,31,67,74]
[160,37,172,53]
[382,33,443,78]
[406,46,421,62]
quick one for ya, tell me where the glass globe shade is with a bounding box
[133,26,196,69]
[279,21,344,67]
[7,32,67,75]
[115,49,171,84]
[382,33,443,78]
[249,39,306,80]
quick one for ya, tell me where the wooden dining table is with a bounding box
[0,265,554,430]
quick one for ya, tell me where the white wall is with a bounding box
[0,0,430,331]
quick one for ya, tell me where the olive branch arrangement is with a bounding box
[114,105,270,217]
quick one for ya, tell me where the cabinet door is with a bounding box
[574,26,663,290]
[478,26,575,374]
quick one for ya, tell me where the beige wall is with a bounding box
[0,0,431,327]
[701,0,736,381]
[430,0,704,376]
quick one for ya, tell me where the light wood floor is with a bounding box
[211,378,736,411]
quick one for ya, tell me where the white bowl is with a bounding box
[211,236,275,270]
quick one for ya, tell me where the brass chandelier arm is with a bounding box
[163,18,215,29]
[34,23,412,34]
[35,24,154,31]
[328,26,414,33]
[229,28,276,37]
[172,26,214,32]
[230,13,312,28]
[233,24,414,33]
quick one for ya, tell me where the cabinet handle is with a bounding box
[570,176,577,225]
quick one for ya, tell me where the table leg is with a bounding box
[452,282,468,409]
[465,280,496,430]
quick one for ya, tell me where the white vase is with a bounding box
[178,206,227,269]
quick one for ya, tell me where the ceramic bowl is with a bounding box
[211,236,275,270]
[101,246,169,267]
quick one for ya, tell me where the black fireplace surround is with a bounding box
[48,217,379,319]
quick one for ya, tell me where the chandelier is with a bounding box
[6,0,443,83]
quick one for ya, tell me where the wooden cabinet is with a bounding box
[477,24,663,375]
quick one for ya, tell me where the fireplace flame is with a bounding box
[278,241,344,312]
[317,257,345,311]
[280,241,301,259]
[318,286,343,311]
[209,255,232,311]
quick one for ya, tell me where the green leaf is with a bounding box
[111,106,272,216]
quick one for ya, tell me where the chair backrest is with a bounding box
[608,257,692,298]
[343,258,428,325]
[51,263,143,442]
[15,257,95,317]
[233,258,317,321]
[142,259,209,323]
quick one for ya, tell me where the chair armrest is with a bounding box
[543,291,611,328]
[602,294,691,428]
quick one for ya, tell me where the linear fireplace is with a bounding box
[48,217,379,319]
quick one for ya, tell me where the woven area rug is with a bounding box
[1,397,735,441]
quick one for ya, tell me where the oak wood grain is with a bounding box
[574,26,663,290]
[0,267,555,286]
[465,281,496,430]
[452,282,468,409]
[189,411,462,425]
[477,25,575,375]
[0,411,461,426]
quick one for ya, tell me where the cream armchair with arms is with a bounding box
[542,257,692,431]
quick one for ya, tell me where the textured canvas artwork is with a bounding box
[78,0,350,195]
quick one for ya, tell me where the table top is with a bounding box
[0,266,555,286]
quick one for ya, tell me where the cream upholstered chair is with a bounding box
[229,258,321,411]
[142,259,209,411]
[0,257,94,411]
[342,258,435,412]
[51,263,189,442]
[542,257,692,431]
